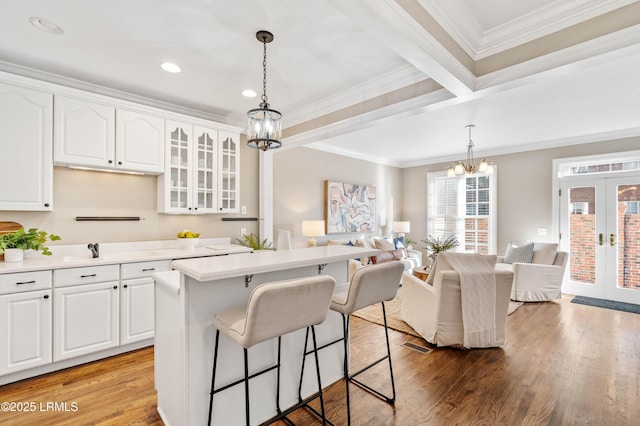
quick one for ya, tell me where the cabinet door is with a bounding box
[54,95,115,168]
[193,126,218,213]
[120,277,154,344]
[53,281,119,361]
[0,289,52,375]
[0,83,53,211]
[218,131,240,213]
[159,121,193,213]
[116,109,164,173]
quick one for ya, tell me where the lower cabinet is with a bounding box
[0,289,52,375]
[120,277,155,344]
[53,281,120,361]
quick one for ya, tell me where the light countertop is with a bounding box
[0,243,252,274]
[171,245,379,282]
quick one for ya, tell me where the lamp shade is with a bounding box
[302,220,325,237]
[393,221,410,233]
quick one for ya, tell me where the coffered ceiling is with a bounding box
[1,0,639,167]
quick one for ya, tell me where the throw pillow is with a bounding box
[370,248,406,264]
[531,242,558,265]
[374,237,395,251]
[503,242,534,264]
[327,239,353,246]
[393,237,405,249]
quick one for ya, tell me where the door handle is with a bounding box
[598,233,604,246]
[610,233,616,247]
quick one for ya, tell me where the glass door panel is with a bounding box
[609,178,640,304]
[193,127,217,212]
[560,180,607,298]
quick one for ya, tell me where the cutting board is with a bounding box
[0,222,23,261]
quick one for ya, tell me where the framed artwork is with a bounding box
[326,180,376,233]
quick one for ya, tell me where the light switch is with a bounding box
[241,205,247,215]
[537,227,548,236]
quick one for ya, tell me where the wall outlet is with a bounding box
[241,205,247,215]
[241,228,247,237]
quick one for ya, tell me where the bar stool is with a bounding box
[207,275,336,426]
[299,261,404,425]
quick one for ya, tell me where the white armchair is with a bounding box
[495,243,567,302]
[400,254,513,348]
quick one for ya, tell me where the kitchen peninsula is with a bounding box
[154,244,378,426]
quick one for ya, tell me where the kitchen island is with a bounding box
[154,244,378,426]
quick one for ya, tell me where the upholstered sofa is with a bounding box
[400,254,513,348]
[495,242,567,302]
[330,236,422,277]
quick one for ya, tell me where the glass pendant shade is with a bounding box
[247,102,282,150]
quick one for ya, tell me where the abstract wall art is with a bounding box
[326,180,376,233]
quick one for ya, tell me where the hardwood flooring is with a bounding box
[1,295,640,425]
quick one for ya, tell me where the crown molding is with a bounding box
[475,25,640,91]
[421,0,637,60]
[0,60,234,125]
[283,64,427,127]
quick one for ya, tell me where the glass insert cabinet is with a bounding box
[158,121,240,214]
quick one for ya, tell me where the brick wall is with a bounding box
[570,214,596,284]
[618,202,640,289]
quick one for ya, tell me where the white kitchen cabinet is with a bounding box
[120,260,171,344]
[53,265,120,361]
[218,131,240,213]
[54,95,115,169]
[53,281,120,361]
[0,269,53,376]
[115,108,164,173]
[0,82,53,211]
[158,121,219,213]
[54,95,164,174]
[158,122,240,214]
[0,290,52,376]
[120,277,155,344]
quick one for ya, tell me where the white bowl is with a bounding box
[177,238,199,249]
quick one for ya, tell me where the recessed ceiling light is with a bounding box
[161,62,181,73]
[242,89,257,98]
[29,17,64,35]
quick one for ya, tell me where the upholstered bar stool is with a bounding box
[299,261,404,425]
[207,275,336,426]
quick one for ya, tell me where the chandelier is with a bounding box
[247,30,282,151]
[446,124,494,177]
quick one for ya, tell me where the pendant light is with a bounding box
[446,125,494,177]
[247,30,282,151]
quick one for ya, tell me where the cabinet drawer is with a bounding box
[0,271,52,295]
[121,260,172,280]
[54,265,119,287]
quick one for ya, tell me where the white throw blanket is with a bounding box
[441,253,497,348]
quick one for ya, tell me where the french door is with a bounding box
[560,176,640,304]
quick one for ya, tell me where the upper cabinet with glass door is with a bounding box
[218,132,239,213]
[158,121,238,214]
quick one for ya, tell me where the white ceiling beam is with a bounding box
[325,0,475,97]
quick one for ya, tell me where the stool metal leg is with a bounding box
[342,313,351,426]
[244,348,250,426]
[208,330,221,426]
[311,325,328,425]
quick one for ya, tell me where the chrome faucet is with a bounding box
[88,243,100,259]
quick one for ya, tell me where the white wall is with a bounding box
[272,147,403,248]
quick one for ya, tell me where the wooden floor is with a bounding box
[1,295,640,425]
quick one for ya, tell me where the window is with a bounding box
[626,201,640,215]
[428,171,496,254]
[571,202,589,214]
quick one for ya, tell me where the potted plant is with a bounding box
[0,228,61,262]
[236,233,273,250]
[421,235,459,266]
